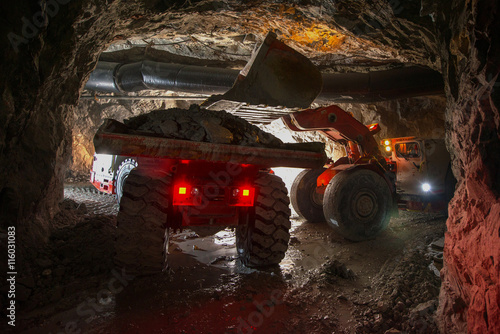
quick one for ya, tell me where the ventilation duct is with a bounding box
[85,61,444,103]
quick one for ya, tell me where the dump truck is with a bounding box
[88,31,330,275]
[92,118,327,274]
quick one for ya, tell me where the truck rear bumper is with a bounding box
[175,205,240,226]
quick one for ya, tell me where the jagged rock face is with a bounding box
[1,1,151,252]
[337,96,447,139]
[432,1,500,333]
[0,1,498,331]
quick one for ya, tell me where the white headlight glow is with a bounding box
[422,183,431,192]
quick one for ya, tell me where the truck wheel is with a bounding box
[290,168,326,222]
[115,169,171,275]
[115,158,138,203]
[236,173,291,267]
[323,168,392,241]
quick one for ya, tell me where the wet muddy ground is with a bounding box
[15,183,446,334]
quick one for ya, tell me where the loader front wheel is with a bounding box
[236,173,291,267]
[323,168,392,241]
[115,169,171,275]
[290,168,326,222]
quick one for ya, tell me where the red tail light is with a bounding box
[228,186,255,207]
[173,184,200,206]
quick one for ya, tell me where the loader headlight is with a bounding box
[422,183,431,192]
[381,139,391,152]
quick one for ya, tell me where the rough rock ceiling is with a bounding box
[90,1,443,124]
[98,1,440,73]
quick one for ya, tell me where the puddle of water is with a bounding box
[213,228,236,246]
[169,227,253,275]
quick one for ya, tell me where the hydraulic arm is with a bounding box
[282,105,386,165]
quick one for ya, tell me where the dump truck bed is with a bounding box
[93,119,327,169]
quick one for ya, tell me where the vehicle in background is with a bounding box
[90,154,137,202]
[380,137,456,212]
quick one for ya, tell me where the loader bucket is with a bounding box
[219,32,322,108]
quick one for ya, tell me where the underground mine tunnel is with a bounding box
[0,1,499,333]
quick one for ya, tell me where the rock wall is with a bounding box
[433,1,500,333]
[337,96,447,140]
[0,0,166,274]
[69,97,177,181]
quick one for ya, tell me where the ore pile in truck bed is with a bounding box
[118,104,323,153]
[123,104,283,148]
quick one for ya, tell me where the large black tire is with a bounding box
[115,169,171,275]
[290,168,326,222]
[323,168,392,241]
[115,158,138,203]
[236,173,291,267]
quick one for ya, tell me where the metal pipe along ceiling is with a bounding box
[85,60,444,103]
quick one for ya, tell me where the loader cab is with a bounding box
[395,141,421,159]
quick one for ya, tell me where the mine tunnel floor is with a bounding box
[17,183,446,334]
